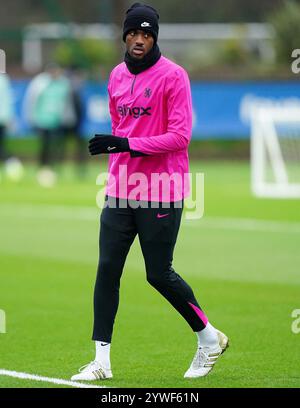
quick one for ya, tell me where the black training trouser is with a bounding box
[92,195,207,343]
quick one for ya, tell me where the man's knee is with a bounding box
[146,265,177,288]
[97,258,123,285]
[146,270,162,287]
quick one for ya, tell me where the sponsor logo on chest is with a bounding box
[117,105,152,119]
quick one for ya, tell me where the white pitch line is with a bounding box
[0,369,107,388]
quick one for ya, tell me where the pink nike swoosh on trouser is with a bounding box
[157,213,169,218]
[188,302,208,326]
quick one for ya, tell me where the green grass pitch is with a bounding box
[0,160,300,388]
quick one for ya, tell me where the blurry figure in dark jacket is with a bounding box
[0,73,13,163]
[62,66,87,179]
[24,63,75,187]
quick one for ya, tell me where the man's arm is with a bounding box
[106,77,147,157]
[89,69,192,157]
[88,76,128,156]
[128,69,193,155]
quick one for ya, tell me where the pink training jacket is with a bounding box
[105,55,192,202]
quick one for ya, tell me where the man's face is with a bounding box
[125,29,154,60]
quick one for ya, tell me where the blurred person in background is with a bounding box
[61,66,87,178]
[0,73,13,164]
[0,73,24,183]
[23,63,75,187]
[71,2,229,382]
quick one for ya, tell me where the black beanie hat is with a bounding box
[123,3,159,43]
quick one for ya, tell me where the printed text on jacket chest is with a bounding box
[117,105,152,119]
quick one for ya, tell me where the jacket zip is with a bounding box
[131,75,137,95]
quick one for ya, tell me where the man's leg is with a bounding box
[72,197,137,381]
[92,197,137,343]
[135,201,229,378]
[39,129,51,166]
[136,202,207,332]
[36,129,58,187]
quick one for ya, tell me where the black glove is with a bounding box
[88,134,149,157]
[88,134,130,155]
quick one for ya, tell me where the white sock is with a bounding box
[95,341,111,369]
[196,322,219,347]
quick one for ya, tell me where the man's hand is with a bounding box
[88,134,149,157]
[88,134,130,155]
